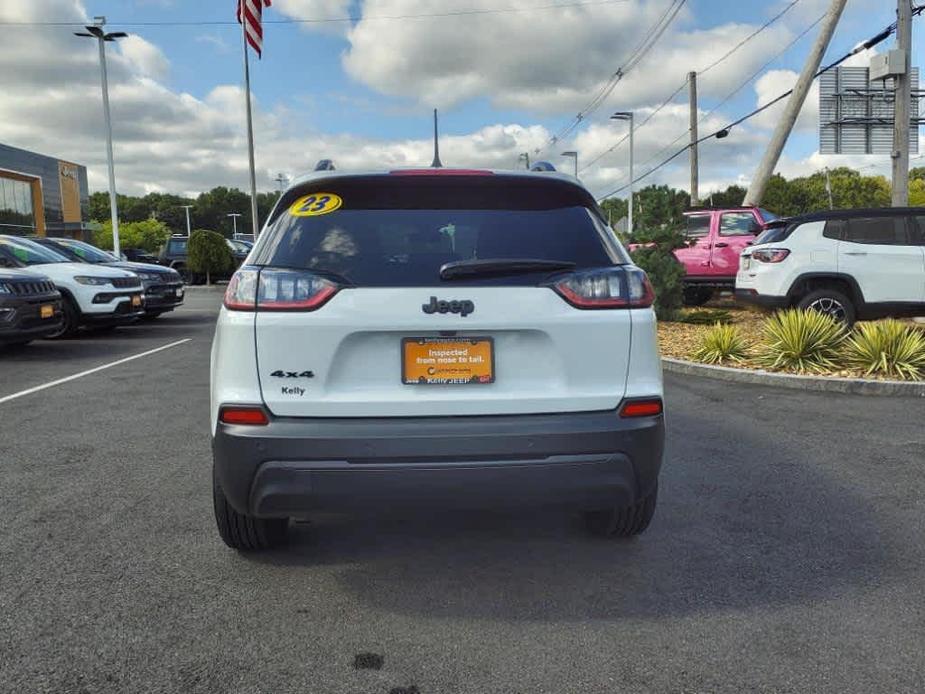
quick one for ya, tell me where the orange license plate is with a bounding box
[402,337,495,385]
[40,304,54,319]
[131,295,142,307]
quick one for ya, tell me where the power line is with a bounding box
[533,0,687,158]
[600,10,826,186]
[0,0,633,27]
[596,11,910,201]
[580,0,804,173]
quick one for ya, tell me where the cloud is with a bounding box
[0,0,895,204]
[340,0,793,114]
[572,103,768,197]
[118,35,170,81]
[195,34,231,54]
[272,0,353,33]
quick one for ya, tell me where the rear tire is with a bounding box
[682,287,713,307]
[213,468,288,551]
[796,288,856,327]
[584,483,658,538]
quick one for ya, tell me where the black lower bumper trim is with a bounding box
[213,409,664,518]
[734,289,789,309]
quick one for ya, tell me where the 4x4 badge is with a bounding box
[422,296,475,317]
[270,370,315,379]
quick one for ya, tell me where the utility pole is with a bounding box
[744,0,848,206]
[518,152,531,169]
[689,71,699,207]
[892,0,913,206]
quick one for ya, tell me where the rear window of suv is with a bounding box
[255,175,624,286]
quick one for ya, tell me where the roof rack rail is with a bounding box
[530,161,556,172]
[314,159,336,172]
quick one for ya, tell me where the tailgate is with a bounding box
[256,287,631,418]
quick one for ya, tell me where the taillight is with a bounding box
[552,267,654,309]
[751,249,790,263]
[224,268,259,310]
[219,406,269,426]
[223,267,340,312]
[620,398,663,418]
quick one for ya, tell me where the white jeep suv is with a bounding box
[0,235,144,337]
[737,208,925,325]
[210,168,665,550]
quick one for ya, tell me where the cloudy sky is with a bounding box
[0,0,918,201]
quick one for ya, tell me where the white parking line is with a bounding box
[0,338,193,405]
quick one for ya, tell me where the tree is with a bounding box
[631,185,690,235]
[599,197,627,229]
[92,219,172,253]
[187,229,233,285]
[625,188,688,321]
[702,184,747,208]
[193,187,252,237]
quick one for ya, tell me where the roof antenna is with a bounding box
[431,108,443,168]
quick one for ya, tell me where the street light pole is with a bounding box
[227,213,242,237]
[181,205,193,237]
[561,151,578,178]
[611,112,635,237]
[75,17,127,255]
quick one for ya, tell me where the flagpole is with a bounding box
[241,11,260,238]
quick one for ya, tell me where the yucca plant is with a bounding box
[843,320,925,380]
[757,309,846,374]
[691,323,750,364]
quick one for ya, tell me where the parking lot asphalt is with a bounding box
[1,289,924,694]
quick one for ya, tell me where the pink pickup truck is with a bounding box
[675,207,778,305]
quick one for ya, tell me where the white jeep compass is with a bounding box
[210,168,665,550]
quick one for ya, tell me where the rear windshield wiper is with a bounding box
[439,258,576,280]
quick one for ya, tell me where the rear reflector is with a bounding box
[619,399,663,418]
[219,406,269,426]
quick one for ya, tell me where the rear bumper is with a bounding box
[734,288,789,309]
[213,409,664,518]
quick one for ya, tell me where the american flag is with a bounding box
[237,0,272,58]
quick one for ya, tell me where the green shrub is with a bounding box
[757,309,846,374]
[843,320,925,380]
[187,229,233,284]
[691,323,750,365]
[679,309,733,325]
[93,219,172,253]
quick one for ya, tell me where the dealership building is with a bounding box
[0,142,90,238]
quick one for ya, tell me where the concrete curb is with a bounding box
[662,357,925,397]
